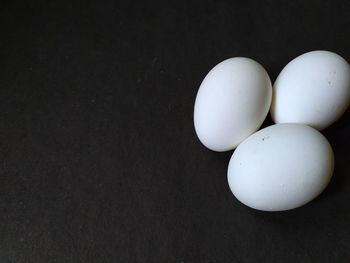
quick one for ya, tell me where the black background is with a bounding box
[1,1,350,262]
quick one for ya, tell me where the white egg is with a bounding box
[271,50,350,130]
[227,123,334,211]
[194,58,272,152]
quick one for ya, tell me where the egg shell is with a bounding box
[271,50,350,130]
[227,123,334,211]
[194,57,272,152]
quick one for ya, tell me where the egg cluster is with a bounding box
[194,50,350,211]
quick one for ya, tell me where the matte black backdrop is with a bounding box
[1,1,350,262]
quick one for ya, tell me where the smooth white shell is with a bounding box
[194,58,272,151]
[228,123,334,211]
[271,50,350,130]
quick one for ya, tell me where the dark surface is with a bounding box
[1,1,350,262]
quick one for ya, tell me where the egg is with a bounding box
[271,50,350,130]
[227,123,334,211]
[194,58,272,151]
